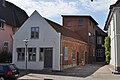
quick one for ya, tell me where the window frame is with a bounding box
[66,21,72,27]
[3,41,9,51]
[97,36,102,44]
[72,50,76,60]
[17,48,25,61]
[31,27,39,39]
[64,47,68,60]
[78,19,84,26]
[39,48,44,61]
[96,49,104,57]
[28,48,36,61]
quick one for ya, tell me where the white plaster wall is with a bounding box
[109,15,115,66]
[13,11,61,70]
[115,9,120,68]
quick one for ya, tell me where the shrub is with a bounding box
[104,36,111,64]
[0,50,12,63]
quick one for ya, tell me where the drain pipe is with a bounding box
[59,33,62,71]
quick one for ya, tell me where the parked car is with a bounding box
[0,63,19,80]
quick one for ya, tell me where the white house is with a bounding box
[13,10,89,71]
[13,11,61,70]
[104,0,120,72]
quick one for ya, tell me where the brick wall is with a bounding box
[61,36,89,69]
[62,16,97,63]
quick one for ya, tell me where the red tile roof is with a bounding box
[45,18,86,43]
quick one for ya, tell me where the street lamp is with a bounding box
[23,38,29,74]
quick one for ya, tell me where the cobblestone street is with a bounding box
[18,62,120,80]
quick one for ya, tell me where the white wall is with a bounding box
[115,9,120,68]
[109,14,115,66]
[13,11,61,70]
[109,8,120,70]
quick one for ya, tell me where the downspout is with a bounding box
[114,25,117,71]
[59,33,62,70]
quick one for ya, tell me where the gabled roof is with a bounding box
[96,26,107,36]
[110,0,120,9]
[0,1,28,27]
[62,15,98,25]
[45,18,86,43]
[104,0,120,30]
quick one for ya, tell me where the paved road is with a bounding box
[18,63,120,80]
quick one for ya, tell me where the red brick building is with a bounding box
[46,19,88,69]
[62,15,98,63]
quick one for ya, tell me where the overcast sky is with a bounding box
[6,0,117,29]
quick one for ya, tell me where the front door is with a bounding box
[44,48,53,68]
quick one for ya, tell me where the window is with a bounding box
[17,48,25,61]
[64,47,68,60]
[67,21,72,27]
[31,27,39,39]
[39,48,44,61]
[78,19,84,26]
[28,48,36,61]
[0,21,4,29]
[3,41,8,51]
[97,36,102,44]
[96,49,103,57]
[72,50,76,60]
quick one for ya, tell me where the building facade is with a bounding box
[46,19,88,69]
[13,11,88,70]
[0,0,28,53]
[104,0,120,72]
[96,26,107,62]
[62,15,98,63]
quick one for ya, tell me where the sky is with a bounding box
[6,0,117,29]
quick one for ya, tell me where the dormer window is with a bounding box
[67,21,72,27]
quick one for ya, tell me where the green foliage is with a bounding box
[105,51,110,64]
[0,50,12,63]
[104,36,111,64]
